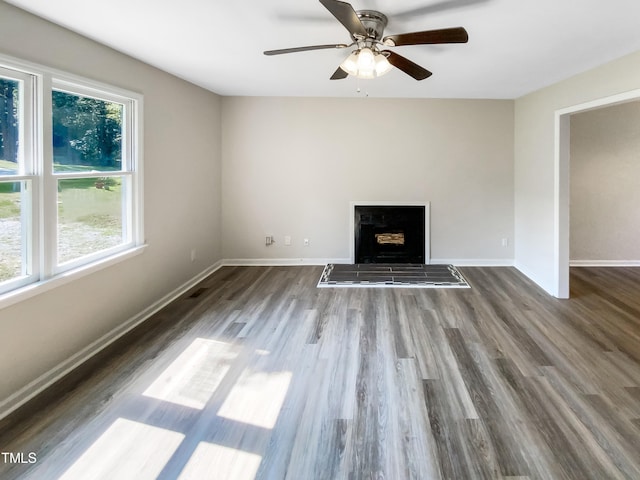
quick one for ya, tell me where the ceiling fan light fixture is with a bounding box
[357,47,375,69]
[340,48,391,79]
[340,52,360,76]
[357,67,375,79]
[374,53,392,77]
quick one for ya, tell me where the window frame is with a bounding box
[0,64,39,294]
[50,80,138,274]
[0,54,144,308]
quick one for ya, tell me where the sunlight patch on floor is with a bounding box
[177,442,262,480]
[217,369,292,429]
[59,418,185,480]
[143,338,237,409]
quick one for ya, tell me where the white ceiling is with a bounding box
[6,0,640,99]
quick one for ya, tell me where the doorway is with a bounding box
[554,88,640,297]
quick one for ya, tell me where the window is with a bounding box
[0,66,35,293]
[51,85,136,270]
[0,57,143,300]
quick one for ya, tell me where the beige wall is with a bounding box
[0,3,222,413]
[221,97,515,263]
[570,101,640,261]
[514,50,640,295]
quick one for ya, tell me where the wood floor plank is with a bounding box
[1,266,640,479]
[497,359,624,479]
[394,358,441,480]
[466,341,557,479]
[405,306,441,380]
[422,378,472,480]
[428,310,480,420]
[444,328,527,476]
[255,342,321,480]
[462,418,504,479]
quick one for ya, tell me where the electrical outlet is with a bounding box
[265,235,274,246]
[303,238,310,246]
[284,235,292,246]
[501,238,509,247]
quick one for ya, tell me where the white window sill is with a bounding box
[0,244,147,311]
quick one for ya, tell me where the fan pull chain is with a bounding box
[355,77,369,97]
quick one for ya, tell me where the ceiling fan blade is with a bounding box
[383,27,468,47]
[264,43,349,55]
[319,0,367,39]
[384,51,432,80]
[330,67,349,80]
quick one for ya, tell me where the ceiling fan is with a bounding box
[264,0,469,81]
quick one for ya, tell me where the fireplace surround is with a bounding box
[349,202,430,264]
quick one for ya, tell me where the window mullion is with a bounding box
[40,74,57,278]
[28,71,42,281]
[129,99,143,244]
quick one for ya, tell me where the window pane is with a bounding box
[57,176,125,264]
[0,77,21,175]
[0,181,30,283]
[52,90,123,173]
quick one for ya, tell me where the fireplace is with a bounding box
[353,204,426,264]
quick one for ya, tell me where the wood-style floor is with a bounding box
[1,266,640,479]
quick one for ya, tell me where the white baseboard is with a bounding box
[0,260,224,422]
[222,258,514,267]
[222,258,351,266]
[570,260,640,267]
[430,259,515,267]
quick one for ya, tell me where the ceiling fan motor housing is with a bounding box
[356,10,388,40]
